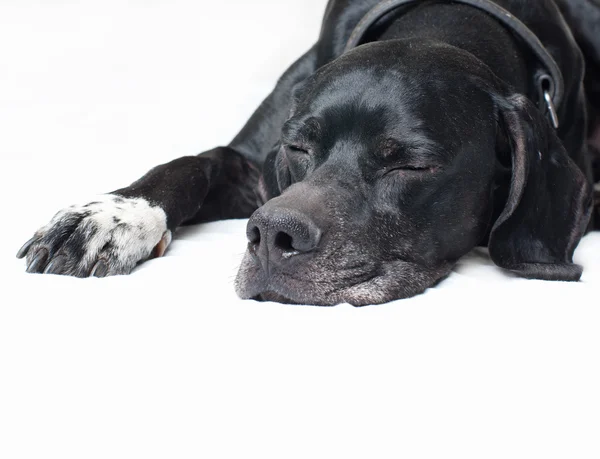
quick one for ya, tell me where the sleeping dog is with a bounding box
[18,0,600,306]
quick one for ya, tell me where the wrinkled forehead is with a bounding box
[290,66,425,139]
[287,50,496,158]
[287,58,474,150]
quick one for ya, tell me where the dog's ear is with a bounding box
[488,93,592,281]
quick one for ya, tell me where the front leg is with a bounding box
[18,43,319,277]
[17,147,259,277]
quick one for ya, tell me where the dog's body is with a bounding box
[18,0,600,305]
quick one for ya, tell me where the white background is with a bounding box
[1,1,599,458]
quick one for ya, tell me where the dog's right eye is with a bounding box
[283,145,311,181]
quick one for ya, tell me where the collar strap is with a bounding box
[344,0,563,128]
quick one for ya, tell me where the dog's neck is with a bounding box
[362,2,531,96]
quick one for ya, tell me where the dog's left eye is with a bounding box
[284,145,310,155]
[385,165,437,174]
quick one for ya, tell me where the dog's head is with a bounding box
[235,40,592,306]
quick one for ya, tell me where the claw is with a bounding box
[17,236,39,259]
[26,249,49,273]
[90,260,109,278]
[44,256,66,275]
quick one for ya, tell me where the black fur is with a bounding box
[19,0,600,306]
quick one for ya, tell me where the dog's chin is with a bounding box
[234,258,344,306]
[252,292,305,305]
[235,252,453,307]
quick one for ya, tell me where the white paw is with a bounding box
[18,194,171,277]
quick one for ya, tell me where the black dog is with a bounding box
[18,0,600,306]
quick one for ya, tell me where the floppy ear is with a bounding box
[489,94,593,281]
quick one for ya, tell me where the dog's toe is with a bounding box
[43,256,67,275]
[90,259,109,278]
[16,236,40,259]
[26,248,49,273]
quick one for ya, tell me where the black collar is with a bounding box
[345,0,563,129]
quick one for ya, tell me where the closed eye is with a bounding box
[385,165,439,174]
[284,144,310,155]
[378,140,442,175]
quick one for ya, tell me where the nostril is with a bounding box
[248,207,322,262]
[247,225,261,245]
[274,231,294,252]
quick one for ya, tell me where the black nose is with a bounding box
[247,206,322,267]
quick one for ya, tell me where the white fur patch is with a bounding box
[34,194,170,276]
